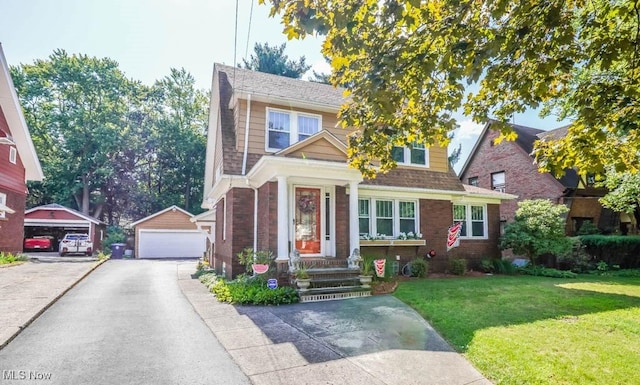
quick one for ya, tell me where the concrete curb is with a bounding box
[0,258,109,350]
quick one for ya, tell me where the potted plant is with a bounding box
[359,258,374,288]
[295,265,311,291]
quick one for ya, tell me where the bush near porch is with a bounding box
[394,274,640,385]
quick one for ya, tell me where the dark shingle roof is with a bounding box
[511,123,545,155]
[215,64,344,108]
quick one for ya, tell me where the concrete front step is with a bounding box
[306,267,359,275]
[310,276,361,286]
[298,286,371,302]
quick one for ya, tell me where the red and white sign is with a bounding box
[374,259,386,278]
[447,222,463,251]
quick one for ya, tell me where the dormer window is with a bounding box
[392,143,429,167]
[266,108,321,151]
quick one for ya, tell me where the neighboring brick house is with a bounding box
[0,44,43,253]
[198,64,514,282]
[459,120,620,236]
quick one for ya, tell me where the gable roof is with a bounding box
[215,64,345,110]
[276,129,347,158]
[25,203,105,224]
[0,44,43,182]
[458,120,545,177]
[458,119,581,189]
[130,205,193,227]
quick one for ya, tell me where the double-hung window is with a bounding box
[266,108,321,151]
[453,204,487,238]
[358,200,370,236]
[359,198,419,238]
[267,110,290,149]
[392,143,429,167]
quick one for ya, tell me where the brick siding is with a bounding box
[0,189,26,253]
[460,129,565,223]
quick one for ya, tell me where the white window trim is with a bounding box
[359,197,420,238]
[9,147,17,164]
[453,203,488,239]
[265,107,322,152]
[0,192,6,219]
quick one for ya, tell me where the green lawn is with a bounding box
[394,275,640,385]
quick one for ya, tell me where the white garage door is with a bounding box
[138,230,206,259]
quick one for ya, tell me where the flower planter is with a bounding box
[392,240,426,246]
[359,275,373,288]
[296,278,311,292]
[360,240,426,247]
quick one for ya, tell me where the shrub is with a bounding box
[598,268,640,277]
[480,258,495,273]
[449,258,467,276]
[500,199,572,265]
[0,252,27,265]
[558,237,594,273]
[102,225,127,253]
[579,235,640,268]
[576,221,599,235]
[410,258,429,278]
[519,265,578,278]
[209,277,299,305]
[492,259,517,275]
[199,272,218,288]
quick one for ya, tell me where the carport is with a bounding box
[24,204,106,251]
[131,205,206,259]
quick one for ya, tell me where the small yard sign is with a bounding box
[267,279,278,289]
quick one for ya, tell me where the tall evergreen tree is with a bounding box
[241,42,310,78]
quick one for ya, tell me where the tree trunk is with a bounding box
[82,174,90,215]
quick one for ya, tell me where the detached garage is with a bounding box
[24,204,106,251]
[131,205,206,259]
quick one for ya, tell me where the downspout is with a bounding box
[240,93,258,269]
[247,182,259,276]
[253,186,258,252]
[241,93,251,176]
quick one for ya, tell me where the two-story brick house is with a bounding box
[459,120,618,236]
[199,64,514,282]
[0,44,44,253]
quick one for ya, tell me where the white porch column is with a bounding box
[349,181,360,254]
[277,176,289,261]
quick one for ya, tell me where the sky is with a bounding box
[0,0,569,172]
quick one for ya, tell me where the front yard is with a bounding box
[394,275,640,385]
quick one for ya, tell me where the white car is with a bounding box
[59,233,93,256]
